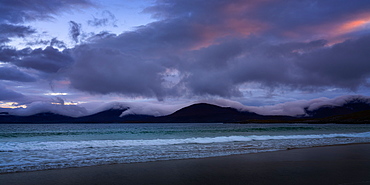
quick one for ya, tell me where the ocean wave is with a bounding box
[0,126,322,138]
[1,131,370,152]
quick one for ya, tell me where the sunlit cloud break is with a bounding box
[44,93,69,96]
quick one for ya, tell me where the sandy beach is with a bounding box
[1,143,370,185]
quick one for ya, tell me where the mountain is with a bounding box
[0,112,75,123]
[74,107,156,123]
[324,110,370,123]
[0,103,283,123]
[152,103,263,123]
[0,100,369,123]
[74,108,128,123]
[0,108,157,123]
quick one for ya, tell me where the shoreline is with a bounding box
[1,143,370,185]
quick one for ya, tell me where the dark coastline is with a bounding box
[1,102,370,124]
[1,143,370,185]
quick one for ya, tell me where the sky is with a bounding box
[1,0,370,117]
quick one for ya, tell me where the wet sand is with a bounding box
[1,143,370,185]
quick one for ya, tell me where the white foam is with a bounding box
[2,132,370,152]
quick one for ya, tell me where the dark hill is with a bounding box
[0,112,74,123]
[1,100,370,123]
[0,108,156,123]
[75,108,128,123]
[80,108,155,123]
[310,110,370,123]
[153,103,263,123]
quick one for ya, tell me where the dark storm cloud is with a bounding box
[253,0,370,28]
[26,39,50,46]
[0,24,36,43]
[87,10,118,27]
[227,36,370,91]
[0,66,36,82]
[65,0,370,99]
[0,0,91,85]
[0,24,36,37]
[15,46,74,73]
[183,35,370,96]
[185,70,241,97]
[69,45,166,100]
[0,46,20,62]
[27,38,67,49]
[50,38,67,48]
[144,0,370,40]
[0,46,74,75]
[0,0,93,24]
[180,38,330,96]
[297,35,370,89]
[69,21,82,43]
[67,18,208,100]
[84,31,116,42]
[0,83,24,101]
[0,0,95,106]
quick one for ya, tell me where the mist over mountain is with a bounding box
[1,95,369,123]
[304,98,370,118]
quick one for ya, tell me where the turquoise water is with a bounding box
[1,123,370,173]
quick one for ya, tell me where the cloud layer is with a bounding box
[0,0,370,110]
[0,0,92,24]
[66,0,370,100]
[3,95,369,118]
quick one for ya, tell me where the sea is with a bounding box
[1,123,370,173]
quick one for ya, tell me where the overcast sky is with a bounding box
[1,0,370,116]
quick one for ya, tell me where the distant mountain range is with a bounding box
[1,99,370,123]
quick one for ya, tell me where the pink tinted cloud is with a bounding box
[189,1,270,50]
[190,20,266,50]
[283,11,370,43]
[226,19,267,36]
[57,80,71,85]
[222,0,272,15]
[334,13,370,35]
[190,24,228,50]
